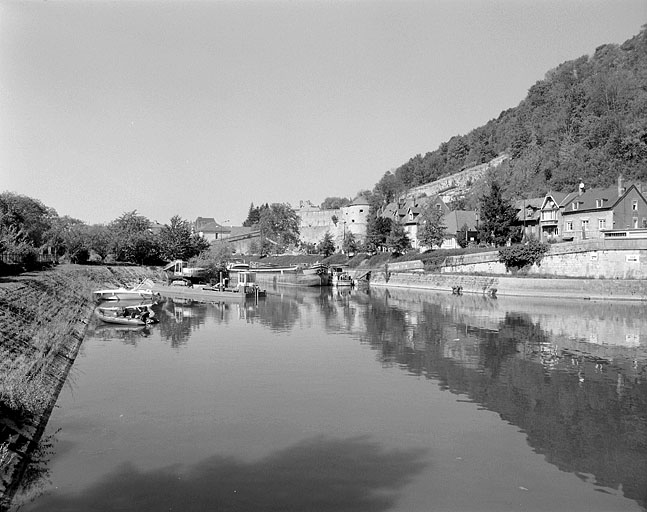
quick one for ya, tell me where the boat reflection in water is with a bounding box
[9,286,647,511]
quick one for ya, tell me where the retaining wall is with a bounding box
[371,269,647,301]
[441,239,647,279]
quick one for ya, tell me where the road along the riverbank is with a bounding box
[0,264,162,509]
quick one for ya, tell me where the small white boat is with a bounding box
[93,279,157,302]
[94,304,158,326]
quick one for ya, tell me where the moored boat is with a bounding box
[94,303,158,326]
[93,279,157,302]
[330,266,354,287]
[249,262,299,274]
[153,269,266,301]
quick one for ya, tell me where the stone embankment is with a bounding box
[370,270,647,301]
[0,264,162,509]
[366,238,647,301]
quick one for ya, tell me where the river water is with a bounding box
[10,286,647,511]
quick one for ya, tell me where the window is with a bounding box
[633,217,639,228]
[598,219,606,229]
[572,202,579,211]
[566,221,573,231]
[632,200,638,211]
[596,199,603,208]
[582,219,589,231]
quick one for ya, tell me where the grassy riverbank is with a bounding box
[0,264,162,508]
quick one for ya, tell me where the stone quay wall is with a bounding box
[369,239,647,301]
[441,239,647,279]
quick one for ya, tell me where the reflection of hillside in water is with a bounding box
[359,287,647,509]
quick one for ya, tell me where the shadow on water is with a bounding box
[19,436,428,512]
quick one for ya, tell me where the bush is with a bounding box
[498,240,549,272]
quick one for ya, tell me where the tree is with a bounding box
[0,192,55,248]
[321,197,351,209]
[190,243,233,281]
[243,203,261,227]
[478,180,519,247]
[373,171,404,205]
[258,203,300,255]
[365,216,392,253]
[87,224,113,262]
[109,210,159,264]
[44,215,88,262]
[342,231,359,255]
[61,222,91,264]
[456,223,471,248]
[386,223,411,256]
[418,207,446,249]
[158,215,210,261]
[318,232,336,257]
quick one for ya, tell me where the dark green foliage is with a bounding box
[158,215,210,262]
[109,210,159,264]
[318,231,336,257]
[386,223,411,256]
[320,197,352,209]
[258,203,300,255]
[418,208,446,249]
[0,192,55,248]
[457,223,471,248]
[243,203,261,227]
[373,27,647,202]
[478,180,520,247]
[342,231,359,255]
[498,240,550,271]
[365,216,392,253]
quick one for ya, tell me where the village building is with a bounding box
[560,177,647,241]
[441,210,479,249]
[514,198,543,241]
[194,217,231,242]
[380,195,478,250]
[537,176,647,242]
[539,191,575,241]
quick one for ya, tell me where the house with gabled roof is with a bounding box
[514,197,544,240]
[441,210,479,249]
[539,191,579,241]
[380,195,450,250]
[560,177,647,241]
[194,217,231,242]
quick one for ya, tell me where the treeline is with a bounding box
[0,192,209,268]
[375,27,647,203]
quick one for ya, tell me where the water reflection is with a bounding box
[11,287,647,510]
[91,324,155,345]
[21,436,428,512]
[360,288,647,509]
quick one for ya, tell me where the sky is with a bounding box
[1,0,645,226]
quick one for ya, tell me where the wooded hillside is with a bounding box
[380,26,647,201]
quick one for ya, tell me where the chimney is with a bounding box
[618,175,626,197]
[578,182,585,196]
